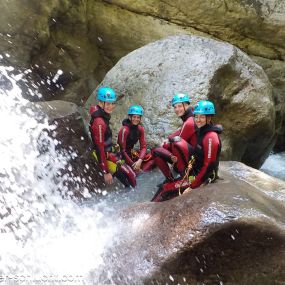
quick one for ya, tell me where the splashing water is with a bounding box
[0,66,120,284]
[260,152,285,181]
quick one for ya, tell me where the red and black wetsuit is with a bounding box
[117,119,147,165]
[152,108,197,179]
[166,108,197,148]
[118,119,155,172]
[190,124,222,188]
[89,105,113,174]
[89,105,137,187]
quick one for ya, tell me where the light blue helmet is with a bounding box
[96,86,117,103]
[128,105,144,116]
[171,93,190,106]
[194,100,215,115]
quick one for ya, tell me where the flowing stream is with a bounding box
[260,152,285,181]
[0,66,163,285]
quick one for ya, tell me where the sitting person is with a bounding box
[189,100,222,188]
[89,86,136,188]
[151,100,222,202]
[152,93,197,184]
[117,105,155,173]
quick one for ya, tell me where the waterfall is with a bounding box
[0,66,120,284]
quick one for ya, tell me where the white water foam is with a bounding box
[0,66,118,284]
[261,152,285,181]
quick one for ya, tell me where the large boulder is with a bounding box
[87,0,285,152]
[93,35,275,168]
[96,161,285,285]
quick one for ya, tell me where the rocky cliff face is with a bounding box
[0,0,100,104]
[0,0,284,151]
[90,0,285,59]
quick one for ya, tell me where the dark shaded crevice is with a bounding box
[207,49,280,166]
[207,50,245,114]
[240,0,263,17]
[26,1,93,102]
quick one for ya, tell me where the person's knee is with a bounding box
[152,147,172,161]
[152,147,160,157]
[172,140,192,161]
[118,164,137,187]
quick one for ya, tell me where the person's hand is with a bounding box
[170,155,177,163]
[104,173,113,185]
[132,159,143,171]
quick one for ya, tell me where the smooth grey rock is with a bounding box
[96,35,275,168]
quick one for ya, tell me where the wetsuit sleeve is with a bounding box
[191,132,220,188]
[168,129,181,139]
[91,117,109,173]
[117,126,134,166]
[179,117,196,146]
[163,129,181,150]
[138,126,147,160]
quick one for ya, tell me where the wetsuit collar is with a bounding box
[198,123,223,135]
[96,104,111,122]
[122,118,138,129]
[180,107,193,122]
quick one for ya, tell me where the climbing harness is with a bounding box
[178,155,195,195]
[131,149,152,162]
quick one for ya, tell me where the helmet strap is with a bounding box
[206,115,212,124]
[182,102,190,115]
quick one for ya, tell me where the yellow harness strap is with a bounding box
[91,150,118,174]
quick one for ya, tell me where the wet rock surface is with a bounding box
[99,161,285,284]
[32,100,105,196]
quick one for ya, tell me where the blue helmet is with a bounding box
[96,86,117,103]
[128,105,144,116]
[171,93,190,106]
[193,100,215,115]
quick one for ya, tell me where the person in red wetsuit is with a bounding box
[152,93,197,184]
[117,105,155,173]
[89,86,136,188]
[189,100,222,188]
